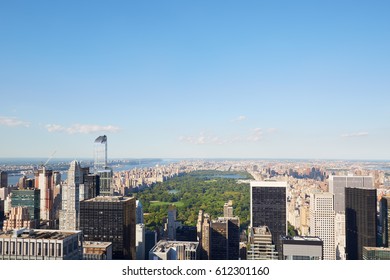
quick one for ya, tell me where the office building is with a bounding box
[80,196,136,260]
[0,228,83,260]
[281,236,323,260]
[59,184,79,231]
[11,189,40,228]
[145,230,157,260]
[97,169,113,196]
[196,210,211,260]
[167,205,177,241]
[224,200,233,218]
[363,247,390,260]
[380,196,390,247]
[0,171,8,188]
[310,193,335,260]
[136,223,145,260]
[83,241,112,260]
[35,166,53,222]
[345,187,377,260]
[149,240,199,260]
[136,200,144,224]
[210,217,240,260]
[84,174,100,198]
[176,225,197,242]
[335,212,346,260]
[247,226,277,260]
[250,181,287,256]
[329,175,373,213]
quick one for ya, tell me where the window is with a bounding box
[50,244,55,257]
[57,244,62,257]
[31,243,35,255]
[24,243,28,256]
[0,241,2,254]
[37,243,41,256]
[44,243,48,256]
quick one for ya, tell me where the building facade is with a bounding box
[309,192,335,260]
[345,187,377,260]
[281,236,323,260]
[247,226,278,260]
[250,181,287,256]
[80,196,136,260]
[0,229,83,260]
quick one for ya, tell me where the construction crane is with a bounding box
[42,150,57,167]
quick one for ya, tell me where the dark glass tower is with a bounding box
[345,187,377,260]
[380,196,390,247]
[250,181,287,257]
[11,189,40,227]
[210,217,240,260]
[79,196,136,260]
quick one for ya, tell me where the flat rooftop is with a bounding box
[152,241,199,253]
[83,241,112,249]
[250,181,288,188]
[85,196,134,203]
[0,229,81,240]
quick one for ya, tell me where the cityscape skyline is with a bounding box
[1,1,390,159]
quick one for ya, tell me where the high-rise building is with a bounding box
[149,241,199,260]
[84,174,100,198]
[345,187,377,260]
[329,175,373,213]
[224,200,233,218]
[94,135,107,172]
[144,230,157,260]
[247,226,278,260]
[176,225,197,242]
[80,196,136,260]
[363,247,390,260]
[310,193,335,260]
[59,161,82,231]
[167,205,177,241]
[97,169,113,196]
[196,210,211,260]
[210,217,240,260]
[0,229,83,260]
[3,207,33,231]
[380,196,390,247]
[35,166,53,223]
[0,171,8,188]
[281,236,323,260]
[136,200,144,224]
[136,224,145,260]
[335,212,346,260]
[59,184,79,231]
[11,189,40,228]
[250,181,287,256]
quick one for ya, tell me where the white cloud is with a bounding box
[341,132,369,138]
[0,116,30,127]
[247,128,263,142]
[232,115,247,122]
[180,127,272,145]
[45,123,120,134]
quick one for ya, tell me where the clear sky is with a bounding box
[0,1,389,160]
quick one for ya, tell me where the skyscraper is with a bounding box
[35,166,53,223]
[309,192,335,260]
[80,196,136,260]
[250,181,287,256]
[329,175,373,213]
[94,135,107,172]
[0,171,8,188]
[167,205,177,241]
[345,187,377,260]
[59,161,81,231]
[210,217,240,260]
[380,196,390,247]
[247,226,278,260]
[11,189,40,228]
[281,236,323,260]
[196,210,211,260]
[136,200,144,224]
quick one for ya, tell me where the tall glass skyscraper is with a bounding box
[94,135,107,172]
[250,181,287,258]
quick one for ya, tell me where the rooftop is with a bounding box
[152,241,199,253]
[0,229,81,240]
[85,196,134,203]
[83,241,112,249]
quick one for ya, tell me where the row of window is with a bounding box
[0,240,67,257]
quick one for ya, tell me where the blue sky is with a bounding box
[0,1,389,159]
